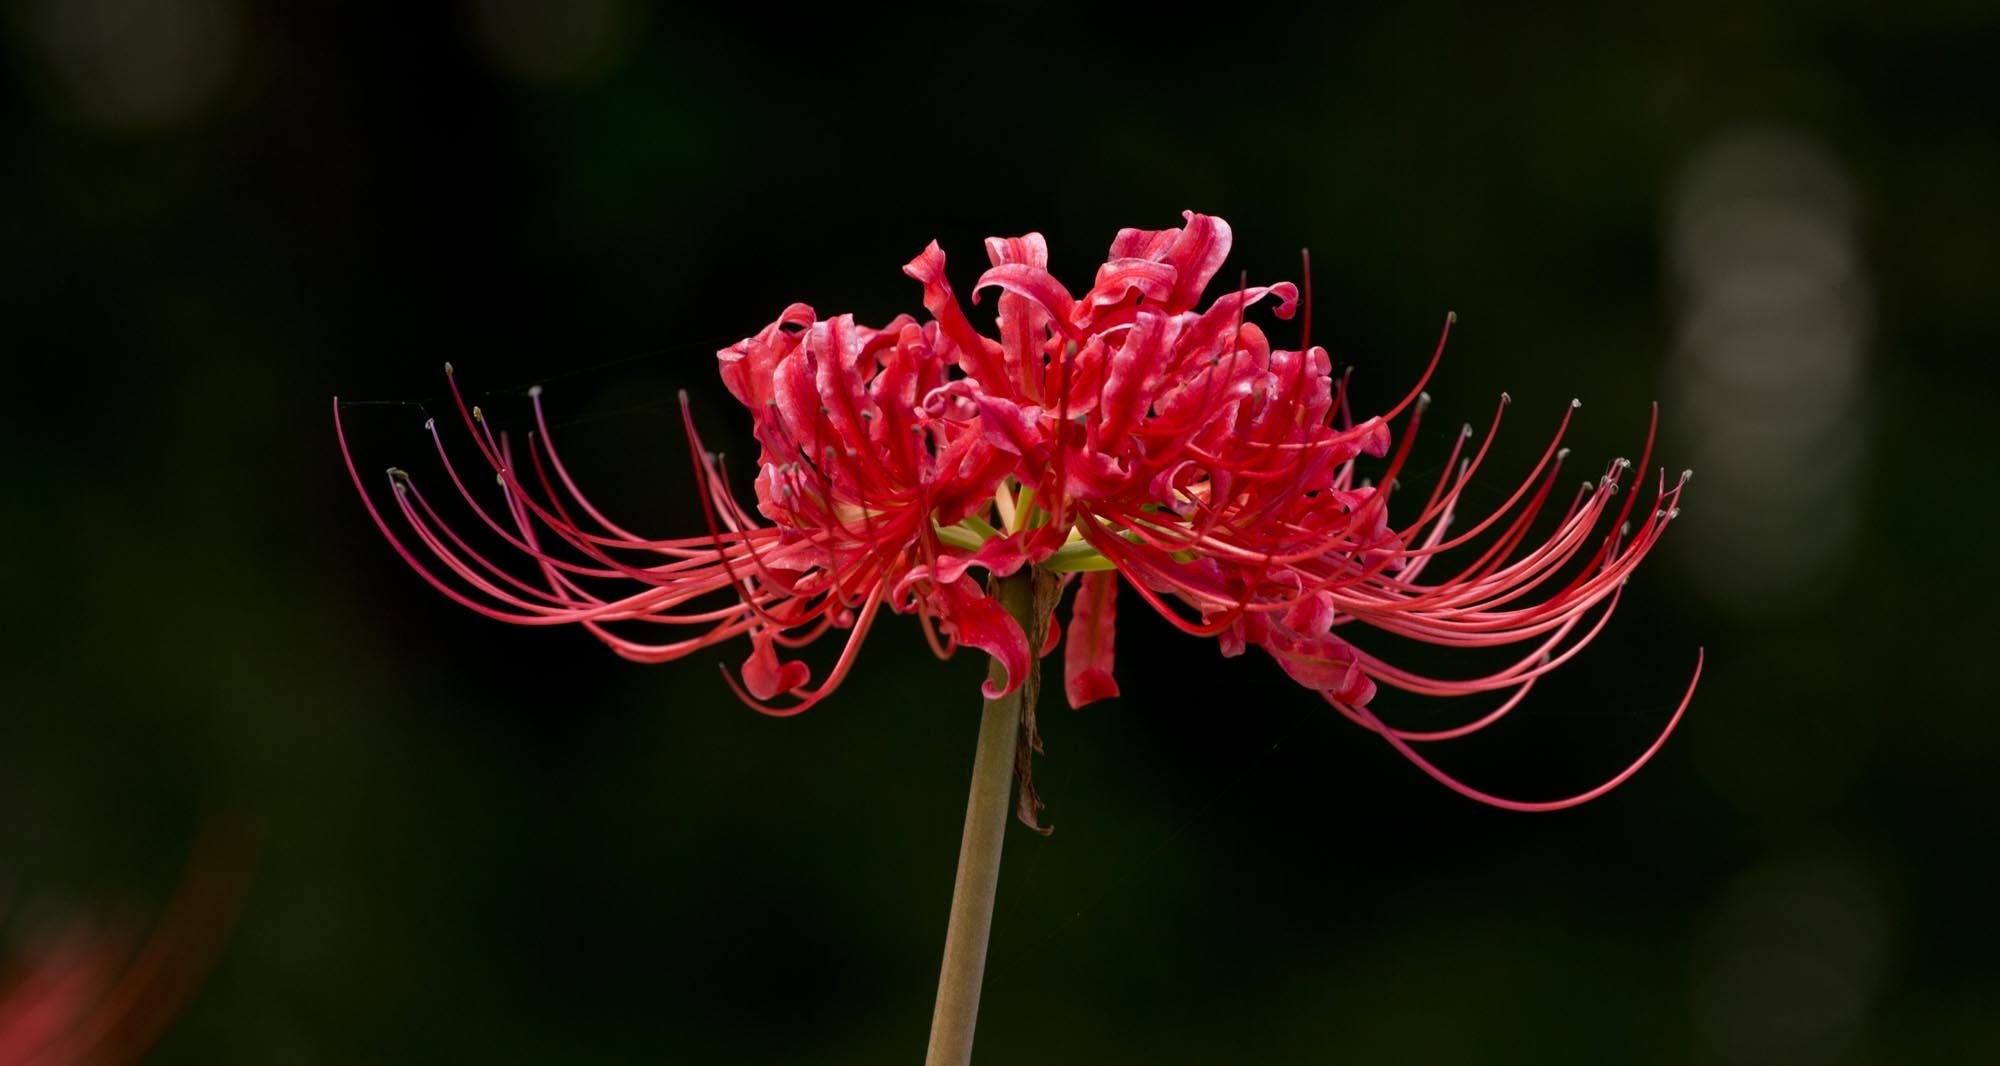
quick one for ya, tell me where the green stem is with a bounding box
[924,568,1045,1066]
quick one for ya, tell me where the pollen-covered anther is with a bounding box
[1500,391,1512,405]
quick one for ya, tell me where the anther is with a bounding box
[1570,398,1582,409]
[1556,447,1571,462]
[444,362,455,376]
[386,467,409,481]
[528,385,543,398]
[1417,391,1432,411]
[1446,310,1458,324]
[472,405,484,422]
[1461,423,1474,438]
[1500,391,1512,405]
[1681,468,1694,482]
[424,417,436,432]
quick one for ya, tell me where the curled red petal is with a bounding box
[1161,210,1234,311]
[902,241,1012,394]
[1040,610,1062,658]
[972,263,1079,337]
[937,578,1030,700]
[742,630,812,701]
[983,233,1049,268]
[1064,570,1120,708]
[971,393,1048,464]
[1079,258,1178,326]
[1260,628,1378,706]
[891,531,1036,598]
[717,303,814,408]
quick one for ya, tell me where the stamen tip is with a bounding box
[1570,398,1582,409]
[1556,447,1571,461]
[472,405,484,422]
[1461,422,1474,438]
[423,417,435,431]
[443,362,455,376]
[1417,391,1432,411]
[1681,468,1695,482]
[1446,310,1458,324]
[528,384,543,398]
[1500,390,1512,405]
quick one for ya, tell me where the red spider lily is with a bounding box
[1,842,244,1065]
[336,211,1698,810]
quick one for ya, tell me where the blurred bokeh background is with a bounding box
[3,2,1995,1062]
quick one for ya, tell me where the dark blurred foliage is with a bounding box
[2,1,1995,1062]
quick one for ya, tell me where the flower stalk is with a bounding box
[926,564,1053,1066]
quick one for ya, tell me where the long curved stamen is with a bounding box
[1332,649,1703,812]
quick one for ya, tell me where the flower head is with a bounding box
[337,211,1698,810]
[2,839,243,1065]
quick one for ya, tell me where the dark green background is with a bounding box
[4,2,1995,1062]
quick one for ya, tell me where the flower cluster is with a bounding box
[2,848,239,1065]
[337,211,1697,810]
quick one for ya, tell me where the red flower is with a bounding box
[1,842,243,1065]
[337,212,1697,808]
